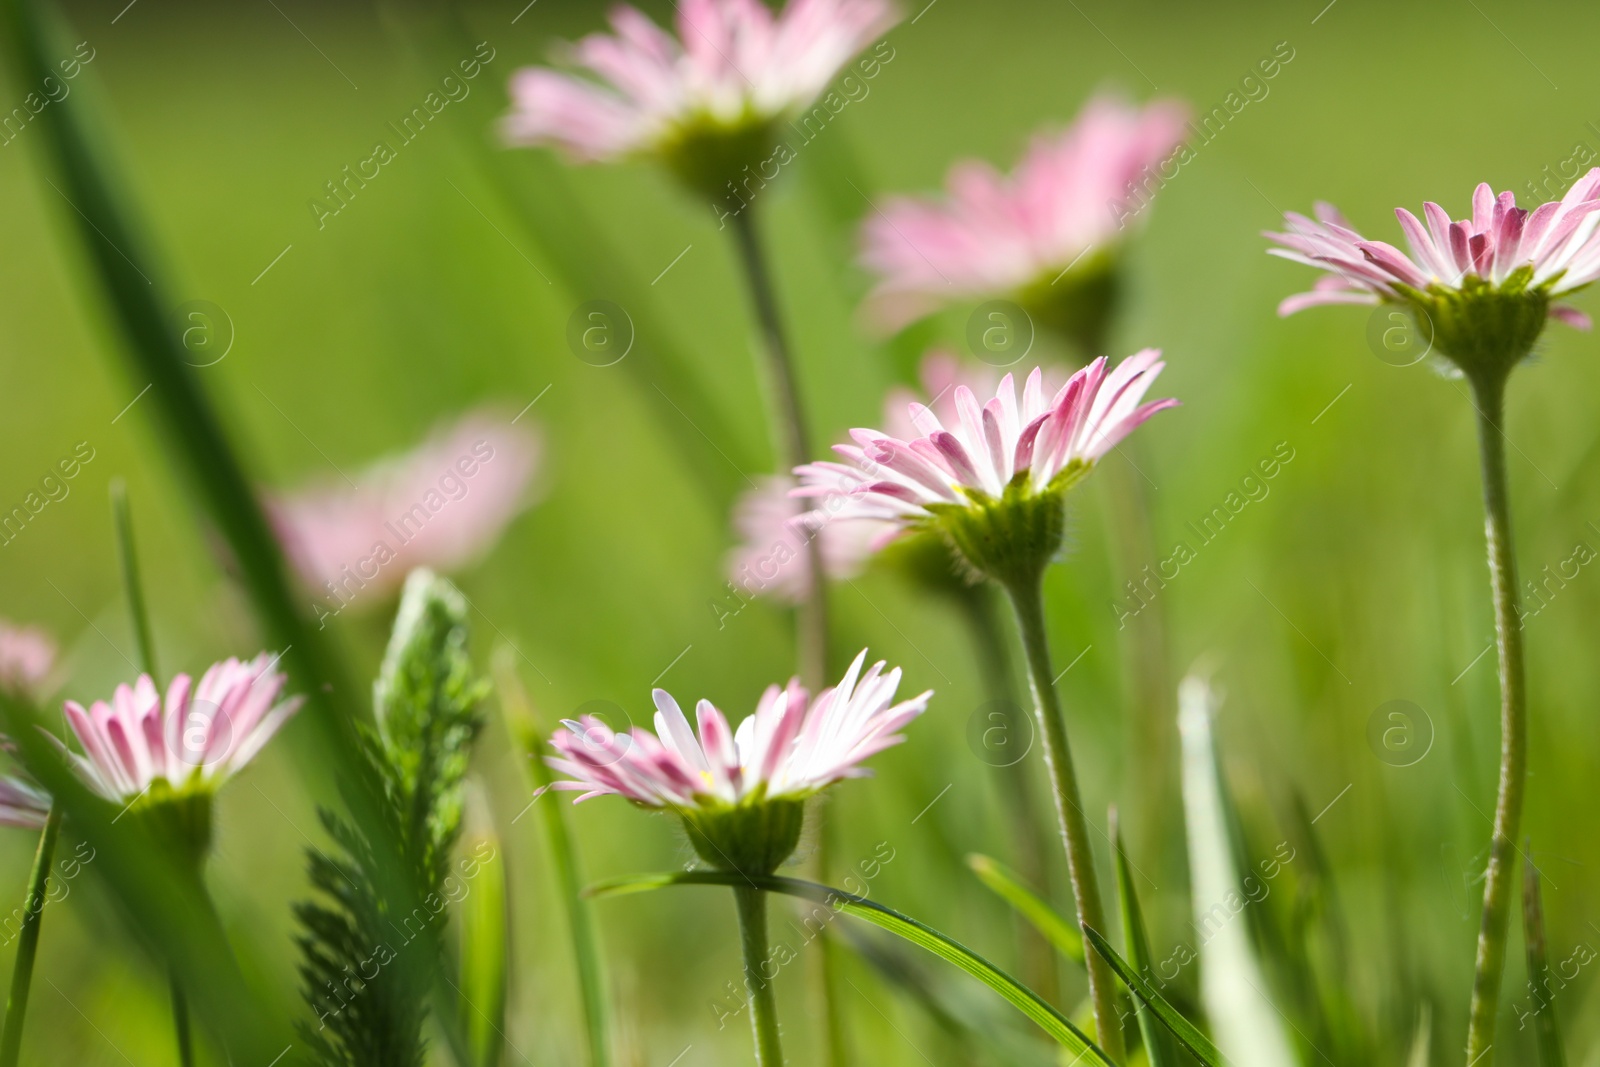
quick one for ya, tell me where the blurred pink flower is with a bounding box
[0,775,49,830]
[0,621,55,697]
[53,653,303,801]
[725,475,886,603]
[1266,175,1600,327]
[549,648,929,808]
[860,94,1190,332]
[794,350,1176,530]
[269,409,540,613]
[503,0,897,164]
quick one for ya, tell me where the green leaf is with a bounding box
[1405,1005,1431,1067]
[966,853,1084,963]
[588,870,1113,1064]
[1523,857,1566,1067]
[1179,676,1298,1067]
[457,812,507,1067]
[1109,812,1181,1067]
[1080,925,1223,1067]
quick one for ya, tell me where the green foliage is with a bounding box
[295,570,487,1067]
[966,853,1084,963]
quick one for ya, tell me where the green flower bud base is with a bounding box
[682,799,805,877]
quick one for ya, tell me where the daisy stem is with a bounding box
[733,886,785,1067]
[1003,576,1123,1064]
[0,804,61,1067]
[110,479,159,682]
[1464,371,1528,1067]
[170,973,194,1067]
[727,209,829,692]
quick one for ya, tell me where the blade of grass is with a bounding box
[1109,808,1180,1067]
[0,0,472,1058]
[494,650,610,1067]
[1522,852,1565,1067]
[109,479,158,681]
[966,853,1084,963]
[0,804,61,1067]
[588,870,1113,1064]
[1081,924,1223,1067]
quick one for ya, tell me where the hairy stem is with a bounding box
[0,805,61,1067]
[1003,577,1123,1063]
[958,589,1061,1005]
[728,209,828,692]
[734,887,785,1067]
[1464,372,1528,1067]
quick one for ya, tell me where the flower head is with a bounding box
[0,621,55,698]
[55,653,303,805]
[794,351,1175,585]
[550,649,929,872]
[725,475,887,603]
[0,775,49,830]
[1267,175,1600,376]
[860,95,1190,338]
[269,408,540,612]
[504,0,896,195]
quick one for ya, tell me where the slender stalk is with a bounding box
[494,653,610,1067]
[1002,577,1123,1064]
[727,209,828,692]
[734,886,785,1067]
[170,973,194,1067]
[111,484,197,1065]
[1464,372,1528,1067]
[957,589,1061,1005]
[110,479,158,681]
[0,805,62,1067]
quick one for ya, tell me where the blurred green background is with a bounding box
[3,0,1600,1063]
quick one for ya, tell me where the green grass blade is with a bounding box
[966,852,1085,963]
[496,652,610,1067]
[458,811,508,1067]
[588,870,1113,1064]
[1080,924,1223,1067]
[0,805,61,1067]
[1523,855,1566,1067]
[109,479,158,681]
[1109,810,1181,1067]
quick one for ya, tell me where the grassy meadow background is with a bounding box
[2,0,1600,1062]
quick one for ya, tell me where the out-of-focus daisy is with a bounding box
[860,95,1189,340]
[794,351,1175,586]
[50,654,302,856]
[0,621,55,698]
[268,409,540,614]
[0,775,49,830]
[1267,175,1600,376]
[503,0,897,194]
[725,475,887,603]
[550,649,928,872]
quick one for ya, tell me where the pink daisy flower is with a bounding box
[503,0,897,166]
[860,94,1190,333]
[0,621,55,697]
[550,648,928,810]
[1266,174,1600,331]
[725,475,887,603]
[268,408,540,612]
[53,654,303,802]
[794,350,1176,532]
[0,775,50,830]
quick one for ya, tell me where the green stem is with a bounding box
[958,590,1061,1006]
[734,886,785,1067]
[0,805,61,1067]
[170,971,194,1067]
[1002,577,1123,1064]
[110,479,158,680]
[728,208,828,693]
[1464,373,1528,1067]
